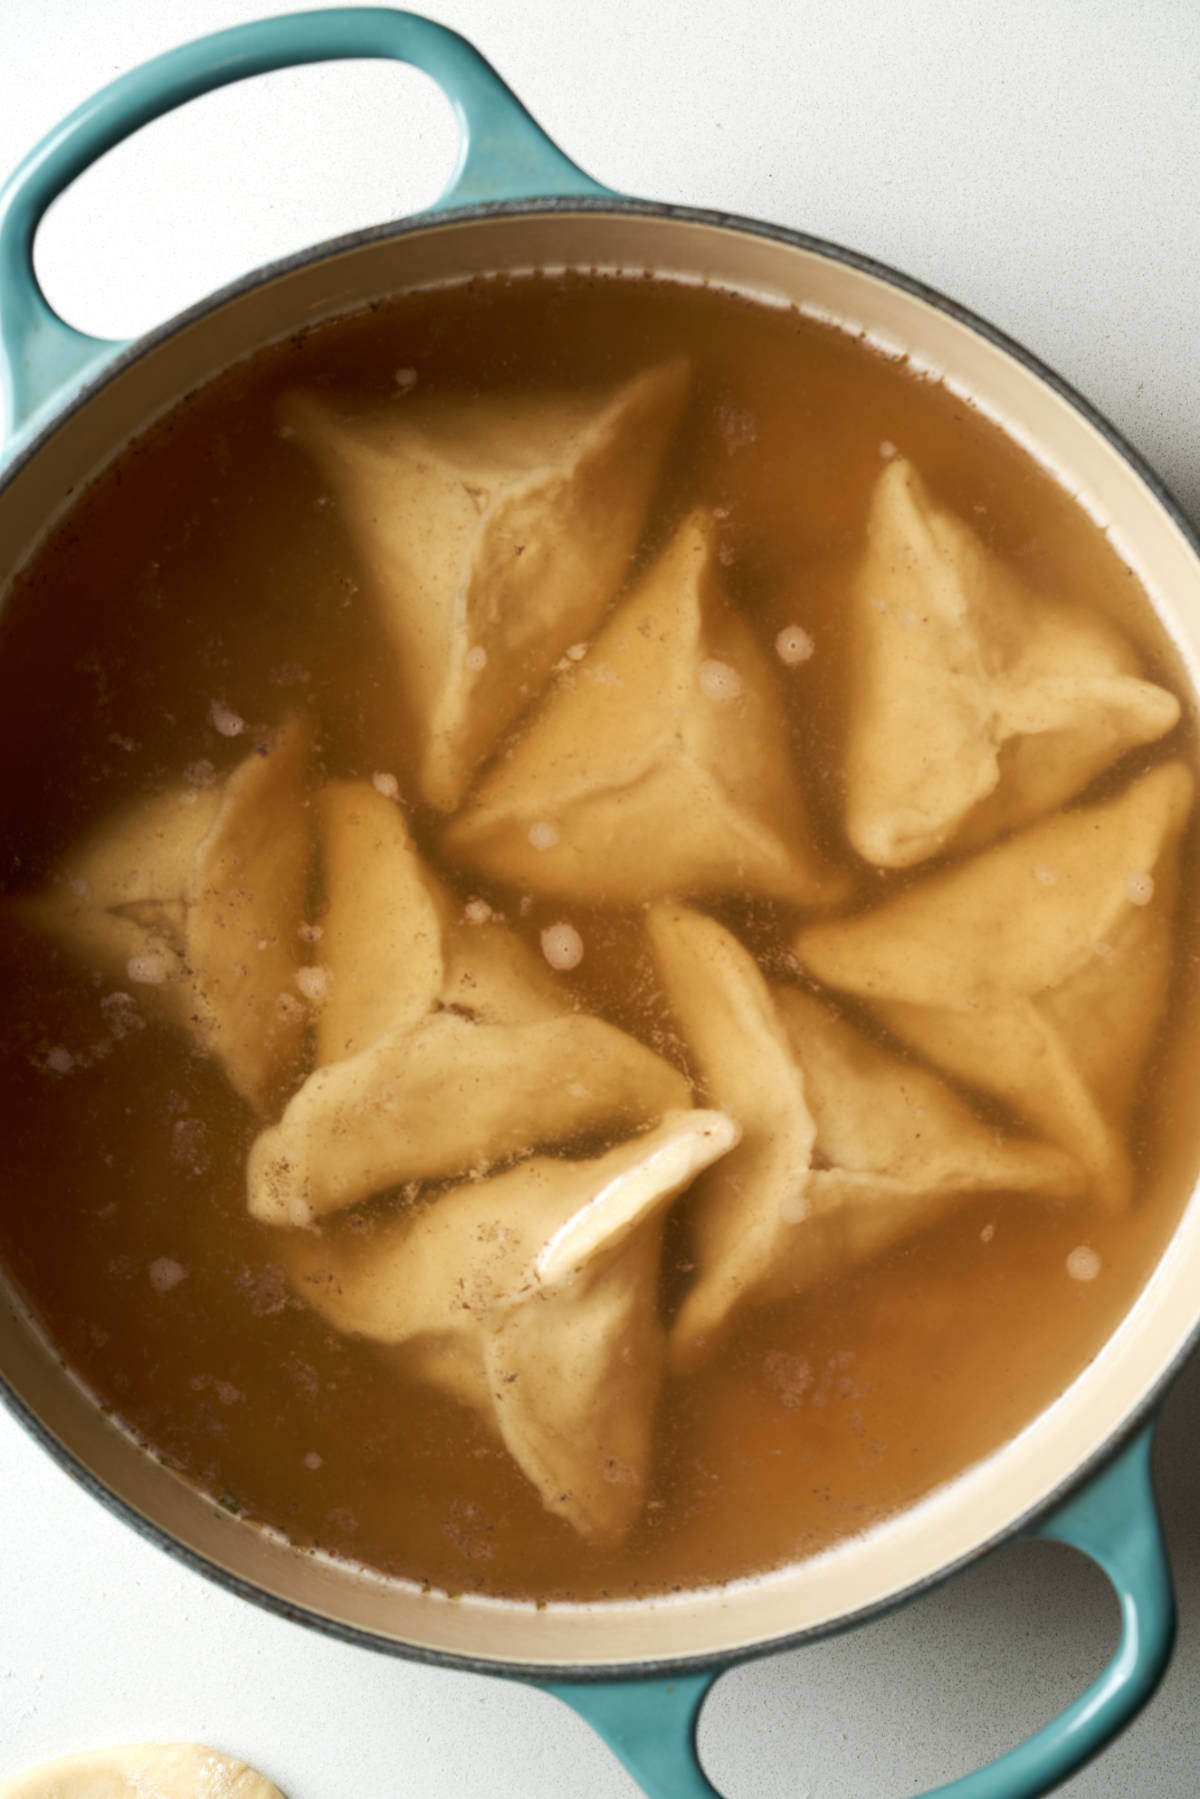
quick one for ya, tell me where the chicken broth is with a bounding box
[0,272,1196,1601]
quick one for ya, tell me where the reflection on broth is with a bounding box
[0,273,1196,1602]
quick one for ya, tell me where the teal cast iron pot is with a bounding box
[1,12,1198,1797]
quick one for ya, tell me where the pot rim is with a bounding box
[2,191,1198,1682]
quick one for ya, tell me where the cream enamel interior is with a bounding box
[2,208,1199,1671]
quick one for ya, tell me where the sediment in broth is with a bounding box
[0,273,1196,1601]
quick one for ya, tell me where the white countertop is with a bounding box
[2,4,1200,1794]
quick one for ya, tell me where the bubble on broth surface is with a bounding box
[126,953,171,986]
[697,658,742,701]
[149,1257,188,1294]
[541,922,584,970]
[1066,1246,1102,1282]
[775,625,814,666]
[295,966,328,1004]
[208,700,246,738]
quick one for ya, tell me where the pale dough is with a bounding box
[0,1741,286,1798]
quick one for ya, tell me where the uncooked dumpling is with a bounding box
[282,359,690,811]
[845,459,1180,867]
[647,904,815,1367]
[445,510,844,906]
[0,1742,286,1798]
[796,762,1194,1210]
[287,1109,738,1541]
[315,780,562,1064]
[17,716,312,1113]
[249,1009,692,1224]
[651,908,1078,1369]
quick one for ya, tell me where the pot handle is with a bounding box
[0,6,608,441]
[544,1423,1174,1799]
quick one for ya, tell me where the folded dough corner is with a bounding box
[279,358,691,812]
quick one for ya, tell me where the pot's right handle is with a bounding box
[0,6,610,443]
[547,1423,1174,1799]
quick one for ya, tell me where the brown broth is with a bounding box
[0,272,1196,1602]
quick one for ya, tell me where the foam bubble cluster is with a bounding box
[127,952,171,986]
[296,966,329,1004]
[149,1257,188,1294]
[209,700,246,738]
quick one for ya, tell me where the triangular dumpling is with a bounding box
[16,716,313,1113]
[285,1109,739,1542]
[796,762,1194,1209]
[315,780,561,1064]
[845,460,1180,867]
[282,359,690,811]
[248,1010,693,1224]
[651,908,1078,1369]
[444,511,844,906]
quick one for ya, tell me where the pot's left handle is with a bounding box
[0,5,609,442]
[544,1424,1174,1799]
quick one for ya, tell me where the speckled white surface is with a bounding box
[2,4,1200,1794]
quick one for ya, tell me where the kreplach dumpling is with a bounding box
[845,459,1181,867]
[248,782,691,1223]
[281,359,690,812]
[15,715,312,1114]
[796,761,1194,1211]
[651,906,1080,1369]
[285,1109,739,1543]
[445,510,846,906]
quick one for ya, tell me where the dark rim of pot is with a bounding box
[1,194,1199,1685]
